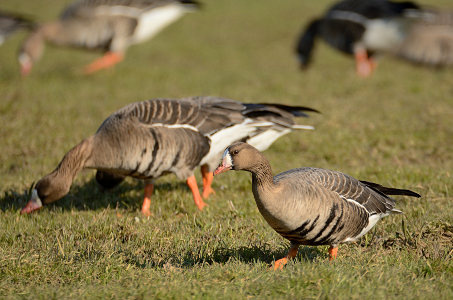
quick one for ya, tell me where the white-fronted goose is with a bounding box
[214,143,420,269]
[296,0,453,76]
[18,0,200,75]
[0,10,34,45]
[21,97,318,216]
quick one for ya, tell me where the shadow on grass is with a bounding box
[180,244,324,266]
[0,177,190,213]
[123,244,323,269]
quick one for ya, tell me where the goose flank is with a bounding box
[214,143,420,270]
[22,97,318,216]
[18,0,200,75]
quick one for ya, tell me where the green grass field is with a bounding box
[1,0,452,298]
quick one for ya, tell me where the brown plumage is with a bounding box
[18,0,200,75]
[214,143,420,269]
[21,97,317,215]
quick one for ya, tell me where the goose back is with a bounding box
[57,0,198,51]
[91,97,316,179]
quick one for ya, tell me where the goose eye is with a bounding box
[232,150,239,155]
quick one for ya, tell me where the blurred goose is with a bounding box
[18,0,200,75]
[0,10,34,45]
[21,97,318,216]
[214,143,420,269]
[295,0,453,77]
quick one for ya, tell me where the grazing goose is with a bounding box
[18,0,200,76]
[296,0,432,77]
[214,143,420,269]
[21,97,318,216]
[0,10,34,45]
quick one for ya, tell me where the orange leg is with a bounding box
[328,246,338,261]
[186,175,207,211]
[83,52,124,74]
[273,244,299,270]
[201,165,215,199]
[354,48,374,78]
[141,182,154,216]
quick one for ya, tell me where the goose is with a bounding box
[0,10,34,45]
[21,97,318,216]
[18,0,200,76]
[214,143,420,269]
[295,0,453,77]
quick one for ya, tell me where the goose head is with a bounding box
[18,30,45,76]
[21,173,71,214]
[214,142,261,175]
[18,23,60,76]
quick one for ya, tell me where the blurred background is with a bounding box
[0,0,452,297]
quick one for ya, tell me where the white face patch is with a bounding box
[31,188,43,207]
[222,149,233,168]
[18,53,31,66]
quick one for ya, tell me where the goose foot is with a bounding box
[187,175,207,211]
[141,183,154,216]
[83,52,124,74]
[328,246,338,261]
[272,244,299,270]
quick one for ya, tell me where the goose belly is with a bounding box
[132,4,187,44]
[362,19,406,52]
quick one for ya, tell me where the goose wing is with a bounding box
[306,168,408,215]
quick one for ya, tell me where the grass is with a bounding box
[0,0,452,298]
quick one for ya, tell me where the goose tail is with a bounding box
[360,180,421,198]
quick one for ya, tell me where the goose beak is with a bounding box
[213,162,231,176]
[213,149,233,176]
[18,53,32,77]
[20,189,42,214]
[20,64,32,77]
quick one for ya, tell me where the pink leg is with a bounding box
[201,165,215,199]
[83,52,124,74]
[273,244,299,270]
[354,48,375,78]
[141,182,154,216]
[328,246,338,261]
[186,175,207,211]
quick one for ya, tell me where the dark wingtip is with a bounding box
[180,0,202,9]
[255,103,321,117]
[360,180,421,198]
